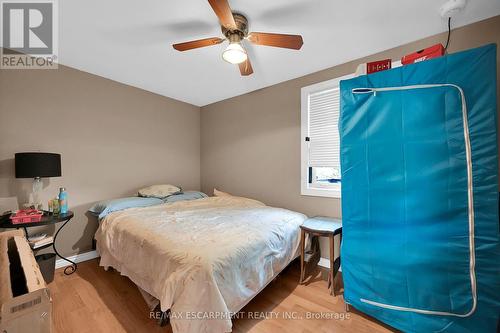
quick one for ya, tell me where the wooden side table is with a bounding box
[299,216,342,296]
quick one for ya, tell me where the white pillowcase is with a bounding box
[213,188,232,197]
[138,184,181,198]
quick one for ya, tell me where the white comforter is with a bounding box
[95,196,306,333]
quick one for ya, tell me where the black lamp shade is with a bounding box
[15,152,61,178]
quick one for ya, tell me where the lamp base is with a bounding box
[32,177,43,210]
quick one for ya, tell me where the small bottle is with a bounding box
[52,198,60,216]
[48,199,53,214]
[59,187,68,214]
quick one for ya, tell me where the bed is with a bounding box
[94,195,306,333]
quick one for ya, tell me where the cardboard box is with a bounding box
[355,59,392,76]
[0,230,52,333]
[401,44,445,65]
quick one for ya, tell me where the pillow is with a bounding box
[89,197,163,219]
[212,189,265,206]
[163,191,208,204]
[138,184,182,199]
[214,188,232,197]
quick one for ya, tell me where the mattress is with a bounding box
[95,196,306,333]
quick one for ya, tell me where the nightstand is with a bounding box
[300,216,342,295]
[0,211,77,275]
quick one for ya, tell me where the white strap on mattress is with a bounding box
[351,84,476,318]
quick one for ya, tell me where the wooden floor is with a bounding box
[50,259,395,333]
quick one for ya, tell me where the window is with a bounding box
[301,73,353,198]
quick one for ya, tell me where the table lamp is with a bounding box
[15,152,61,209]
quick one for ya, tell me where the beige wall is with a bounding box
[201,16,500,258]
[1,16,498,260]
[0,64,201,256]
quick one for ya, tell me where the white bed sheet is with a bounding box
[95,196,306,333]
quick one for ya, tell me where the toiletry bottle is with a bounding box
[59,187,68,214]
[52,198,60,216]
[48,199,53,214]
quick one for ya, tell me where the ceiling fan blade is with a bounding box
[207,0,237,30]
[248,32,303,50]
[172,37,224,51]
[239,58,253,76]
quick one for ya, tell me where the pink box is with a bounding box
[10,210,43,224]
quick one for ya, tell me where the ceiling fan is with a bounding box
[172,0,304,76]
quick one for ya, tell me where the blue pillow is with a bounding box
[89,197,163,219]
[162,191,207,203]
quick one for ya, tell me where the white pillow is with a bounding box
[138,184,181,198]
[213,188,232,197]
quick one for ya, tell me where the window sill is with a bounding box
[301,187,341,199]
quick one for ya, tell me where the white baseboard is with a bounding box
[54,250,339,272]
[305,254,342,272]
[318,257,330,269]
[55,250,100,269]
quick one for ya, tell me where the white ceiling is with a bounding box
[56,0,500,106]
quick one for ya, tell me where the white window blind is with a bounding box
[308,87,341,169]
[301,72,353,198]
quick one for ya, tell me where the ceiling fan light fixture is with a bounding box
[172,3,304,76]
[222,42,247,64]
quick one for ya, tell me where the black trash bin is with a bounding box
[35,253,56,283]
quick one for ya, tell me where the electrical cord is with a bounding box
[444,17,452,52]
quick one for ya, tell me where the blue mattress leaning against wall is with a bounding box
[339,44,499,333]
